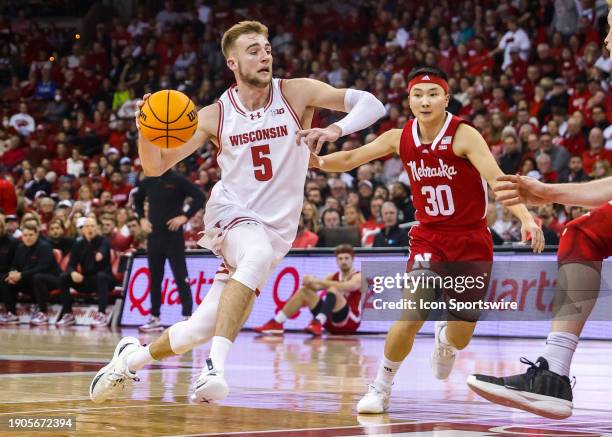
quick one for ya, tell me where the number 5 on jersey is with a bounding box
[251,144,273,181]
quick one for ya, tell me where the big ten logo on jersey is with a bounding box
[187,109,197,122]
[271,107,285,116]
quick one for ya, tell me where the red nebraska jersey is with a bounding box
[330,270,362,317]
[400,112,488,231]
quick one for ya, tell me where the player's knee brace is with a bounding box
[232,240,275,292]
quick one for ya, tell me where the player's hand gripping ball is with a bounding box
[138,90,198,148]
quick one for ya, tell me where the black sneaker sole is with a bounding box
[467,375,572,420]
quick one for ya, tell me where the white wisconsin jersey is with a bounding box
[205,78,309,246]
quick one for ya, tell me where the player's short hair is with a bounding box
[335,244,355,258]
[407,66,449,84]
[221,21,269,59]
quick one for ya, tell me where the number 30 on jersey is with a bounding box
[422,185,455,216]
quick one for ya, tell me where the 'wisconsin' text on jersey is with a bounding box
[229,125,289,147]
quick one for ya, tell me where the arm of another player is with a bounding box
[494,175,612,209]
[283,78,386,154]
[318,272,362,293]
[454,124,545,253]
[310,129,401,172]
[136,95,218,176]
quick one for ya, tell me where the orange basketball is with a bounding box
[138,90,198,148]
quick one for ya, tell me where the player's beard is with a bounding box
[237,63,272,88]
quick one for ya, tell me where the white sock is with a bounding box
[542,332,579,377]
[209,336,233,373]
[373,356,402,390]
[439,325,457,350]
[274,311,287,324]
[316,313,327,324]
[127,345,154,373]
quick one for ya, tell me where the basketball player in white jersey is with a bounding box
[89,20,385,404]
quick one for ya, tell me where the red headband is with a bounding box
[408,74,449,94]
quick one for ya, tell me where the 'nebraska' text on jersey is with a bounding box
[206,78,309,246]
[399,112,488,230]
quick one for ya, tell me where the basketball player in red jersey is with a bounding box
[89,20,385,404]
[467,5,612,420]
[254,244,363,336]
[312,65,544,413]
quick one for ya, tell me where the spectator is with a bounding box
[536,153,558,183]
[302,201,320,234]
[539,132,570,173]
[552,0,579,36]
[24,166,52,200]
[0,222,61,325]
[0,214,18,315]
[558,155,591,182]
[57,217,114,328]
[106,171,133,207]
[9,103,36,137]
[316,208,342,247]
[499,134,522,174]
[561,116,587,156]
[373,202,408,247]
[47,219,74,256]
[390,182,415,224]
[343,204,365,228]
[99,214,132,252]
[591,159,612,179]
[582,128,612,174]
[495,16,530,70]
[293,213,319,249]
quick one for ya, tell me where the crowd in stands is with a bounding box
[0,0,611,261]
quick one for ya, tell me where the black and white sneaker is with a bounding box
[467,357,573,419]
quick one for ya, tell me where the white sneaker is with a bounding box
[431,320,456,380]
[192,359,229,403]
[356,384,390,414]
[138,316,163,333]
[89,337,141,403]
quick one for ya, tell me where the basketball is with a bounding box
[138,90,198,148]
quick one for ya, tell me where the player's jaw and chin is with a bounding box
[409,87,449,124]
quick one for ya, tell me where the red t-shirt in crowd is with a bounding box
[292,230,319,248]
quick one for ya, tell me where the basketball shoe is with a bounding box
[467,357,573,419]
[431,320,456,379]
[304,319,322,336]
[356,384,391,414]
[193,358,229,403]
[253,319,284,335]
[89,336,141,403]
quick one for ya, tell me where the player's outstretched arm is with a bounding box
[311,129,400,173]
[284,78,385,154]
[455,124,545,253]
[494,175,612,208]
[135,95,218,176]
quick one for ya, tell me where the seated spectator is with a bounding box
[539,132,569,173]
[361,196,385,247]
[47,219,74,256]
[582,128,612,174]
[343,205,365,228]
[499,134,522,175]
[293,213,319,249]
[373,202,409,247]
[9,103,36,137]
[492,207,520,242]
[100,214,132,252]
[558,155,591,183]
[24,166,52,200]
[0,222,61,325]
[535,153,557,183]
[390,182,415,224]
[535,204,562,243]
[591,159,612,180]
[57,217,114,328]
[302,201,320,234]
[0,214,18,312]
[316,208,342,247]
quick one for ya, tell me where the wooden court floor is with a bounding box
[1,326,612,436]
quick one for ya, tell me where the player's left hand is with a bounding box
[521,219,545,254]
[167,215,188,231]
[295,125,342,155]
